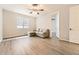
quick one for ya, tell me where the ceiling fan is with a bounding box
[28,4,44,15]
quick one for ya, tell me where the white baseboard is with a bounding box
[59,37,69,42]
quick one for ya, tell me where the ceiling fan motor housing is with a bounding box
[32,4,38,7]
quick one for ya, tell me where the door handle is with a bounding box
[70,28,72,30]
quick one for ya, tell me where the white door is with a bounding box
[69,6,79,44]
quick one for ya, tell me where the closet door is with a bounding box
[69,6,79,44]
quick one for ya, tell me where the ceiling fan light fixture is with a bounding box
[29,4,44,15]
[40,9,44,11]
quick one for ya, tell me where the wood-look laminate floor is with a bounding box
[1,36,79,55]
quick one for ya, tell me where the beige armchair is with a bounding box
[36,29,50,38]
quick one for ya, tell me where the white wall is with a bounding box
[0,7,3,41]
[3,10,36,38]
[59,7,69,41]
[36,7,69,41]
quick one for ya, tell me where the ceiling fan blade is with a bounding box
[27,9,33,11]
[27,8,44,11]
[27,9,38,11]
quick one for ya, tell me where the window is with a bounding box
[17,16,29,28]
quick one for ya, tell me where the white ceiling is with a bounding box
[0,4,77,17]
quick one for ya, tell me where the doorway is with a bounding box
[51,13,59,38]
